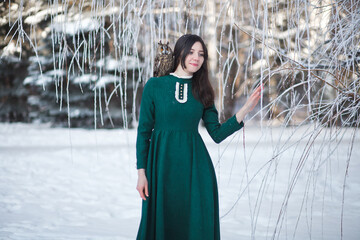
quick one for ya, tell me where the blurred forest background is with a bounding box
[0,0,359,128]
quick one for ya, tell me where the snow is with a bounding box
[96,56,145,72]
[27,96,41,106]
[28,56,53,66]
[52,16,100,35]
[1,42,21,56]
[0,123,359,240]
[23,70,65,86]
[45,69,66,77]
[24,6,64,25]
[96,58,122,72]
[95,75,120,88]
[23,75,53,86]
[73,74,98,84]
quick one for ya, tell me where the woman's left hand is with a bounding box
[244,84,263,113]
[236,84,263,123]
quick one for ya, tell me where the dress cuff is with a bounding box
[230,114,244,130]
[136,161,146,169]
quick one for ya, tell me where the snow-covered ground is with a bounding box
[0,123,359,240]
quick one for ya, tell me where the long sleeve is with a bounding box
[202,104,244,144]
[136,78,155,169]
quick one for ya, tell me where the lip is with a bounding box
[190,63,199,67]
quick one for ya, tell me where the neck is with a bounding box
[173,66,193,78]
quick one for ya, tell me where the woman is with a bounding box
[136,34,262,239]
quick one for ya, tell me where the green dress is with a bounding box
[136,74,244,240]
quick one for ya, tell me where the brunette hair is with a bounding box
[172,34,215,108]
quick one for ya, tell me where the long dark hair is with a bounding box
[172,34,215,108]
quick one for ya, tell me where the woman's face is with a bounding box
[183,41,205,75]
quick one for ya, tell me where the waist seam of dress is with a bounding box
[153,128,199,133]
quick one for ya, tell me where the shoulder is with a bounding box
[143,77,157,91]
[153,74,173,81]
[145,76,166,85]
[145,75,172,87]
[142,76,166,97]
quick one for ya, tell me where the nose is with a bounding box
[192,54,199,61]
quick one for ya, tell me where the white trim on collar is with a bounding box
[170,72,193,79]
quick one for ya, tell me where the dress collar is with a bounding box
[170,72,193,79]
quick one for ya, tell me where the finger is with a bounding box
[145,184,149,197]
[138,187,146,201]
[136,186,146,200]
[257,83,264,91]
[256,84,263,93]
[250,90,259,98]
[250,93,261,106]
[253,86,262,96]
[250,91,261,100]
[253,84,262,91]
[255,91,261,100]
[255,87,262,95]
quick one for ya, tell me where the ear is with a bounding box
[166,41,169,45]
[158,40,162,45]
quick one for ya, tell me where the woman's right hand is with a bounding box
[136,169,149,200]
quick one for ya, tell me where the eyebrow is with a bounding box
[191,48,204,52]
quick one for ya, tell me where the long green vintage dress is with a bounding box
[136,74,244,240]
